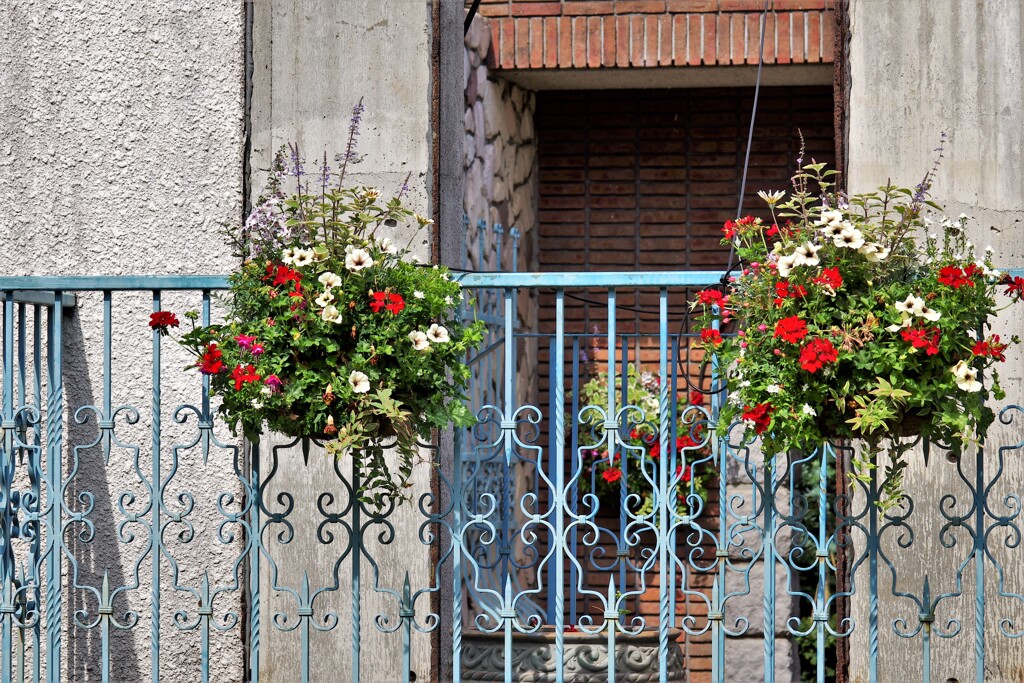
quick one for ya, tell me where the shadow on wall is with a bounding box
[63,311,143,682]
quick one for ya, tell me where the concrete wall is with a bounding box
[0,1,245,681]
[847,1,1024,681]
[248,1,442,681]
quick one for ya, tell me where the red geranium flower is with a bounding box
[901,326,941,356]
[149,311,179,335]
[231,363,262,391]
[700,328,724,346]
[385,293,405,315]
[812,267,843,291]
[689,390,704,406]
[198,344,225,375]
[601,468,623,484]
[742,403,773,435]
[799,337,839,373]
[774,316,809,344]
[697,289,726,307]
[369,291,388,313]
[1003,276,1024,299]
[765,224,780,237]
[773,282,807,307]
[972,335,1008,362]
[675,465,692,483]
[938,265,974,289]
[722,220,737,239]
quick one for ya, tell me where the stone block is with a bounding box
[720,635,801,682]
[720,558,801,636]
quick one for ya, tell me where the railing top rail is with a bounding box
[2,268,1024,292]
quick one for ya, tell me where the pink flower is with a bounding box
[235,334,257,350]
[264,375,283,393]
[251,344,265,356]
[758,324,768,332]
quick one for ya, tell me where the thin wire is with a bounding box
[721,0,773,287]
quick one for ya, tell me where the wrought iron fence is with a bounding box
[0,272,1023,682]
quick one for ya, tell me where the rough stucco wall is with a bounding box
[248,1,439,680]
[847,2,1024,681]
[0,1,245,681]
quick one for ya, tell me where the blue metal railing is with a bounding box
[1,272,1023,682]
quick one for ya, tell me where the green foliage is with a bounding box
[172,147,485,510]
[574,366,714,516]
[693,161,1022,507]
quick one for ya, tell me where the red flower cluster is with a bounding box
[697,289,727,307]
[812,267,843,291]
[901,326,942,356]
[700,328,724,346]
[676,464,692,483]
[774,316,809,343]
[741,403,772,435]
[649,435,699,460]
[689,390,704,406]
[149,311,179,335]
[1003,276,1024,299]
[722,216,759,239]
[231,363,261,391]
[773,282,807,307]
[601,468,623,484]
[799,337,838,373]
[972,335,1008,362]
[264,263,303,296]
[369,291,406,315]
[937,265,977,289]
[198,344,225,375]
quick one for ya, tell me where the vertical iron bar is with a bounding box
[3,292,14,681]
[554,290,566,683]
[569,335,580,626]
[32,306,41,683]
[974,442,985,683]
[248,441,261,683]
[150,292,162,683]
[868,469,879,683]
[711,309,726,683]
[657,289,669,683]
[451,426,464,683]
[45,295,63,683]
[351,466,361,683]
[763,464,776,682]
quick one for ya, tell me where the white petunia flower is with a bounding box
[321,304,342,324]
[816,209,845,226]
[895,295,924,315]
[292,248,315,267]
[345,248,374,272]
[859,242,891,263]
[349,370,371,394]
[378,237,398,255]
[408,330,430,351]
[315,290,335,308]
[777,253,798,278]
[792,242,821,267]
[426,324,450,343]
[344,244,356,254]
[833,225,865,250]
[802,404,817,417]
[413,291,425,299]
[318,271,342,289]
[757,190,786,206]
[919,304,941,322]
[281,247,298,264]
[952,360,982,392]
[766,384,782,395]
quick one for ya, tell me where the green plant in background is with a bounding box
[574,365,714,516]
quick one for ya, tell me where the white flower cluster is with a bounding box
[315,270,344,324]
[815,210,889,262]
[282,246,315,267]
[408,324,450,352]
[951,360,981,392]
[886,294,941,331]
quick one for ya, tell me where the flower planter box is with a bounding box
[461,626,686,682]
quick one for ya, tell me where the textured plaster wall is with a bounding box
[847,1,1024,681]
[248,1,440,680]
[0,0,245,681]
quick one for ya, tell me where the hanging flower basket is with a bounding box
[152,143,485,509]
[693,151,1023,505]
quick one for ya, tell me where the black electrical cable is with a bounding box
[465,0,483,35]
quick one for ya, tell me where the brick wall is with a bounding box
[477,0,836,70]
[531,85,835,681]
